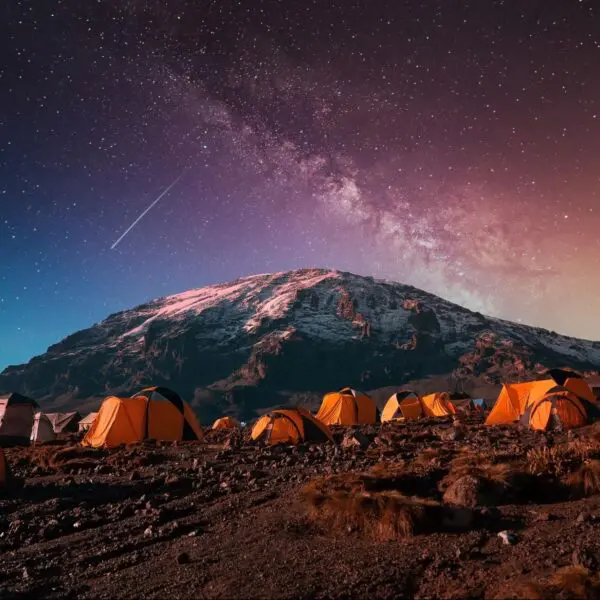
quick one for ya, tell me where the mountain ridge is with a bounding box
[2,267,599,420]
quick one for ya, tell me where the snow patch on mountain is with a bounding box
[243,270,340,332]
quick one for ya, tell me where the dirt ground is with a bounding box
[2,417,600,599]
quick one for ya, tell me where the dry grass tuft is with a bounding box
[505,567,600,600]
[566,460,600,497]
[525,441,594,477]
[527,446,568,478]
[439,449,515,493]
[302,474,439,540]
[412,448,444,468]
[45,445,106,471]
[551,566,600,599]
[369,460,406,479]
[497,581,544,600]
[527,441,600,498]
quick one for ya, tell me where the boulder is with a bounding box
[341,430,371,451]
[441,427,465,442]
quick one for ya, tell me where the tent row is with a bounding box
[0,384,462,449]
[79,385,459,448]
[0,392,101,446]
[6,368,593,450]
[315,387,460,426]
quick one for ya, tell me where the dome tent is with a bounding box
[78,412,98,433]
[82,386,203,448]
[252,407,334,446]
[486,368,599,430]
[316,387,378,426]
[381,390,423,422]
[45,411,81,434]
[211,416,241,430]
[0,393,38,446]
[30,413,57,444]
[420,392,456,417]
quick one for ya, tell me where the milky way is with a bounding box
[1,1,600,368]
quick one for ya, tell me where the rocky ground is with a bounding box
[3,418,600,599]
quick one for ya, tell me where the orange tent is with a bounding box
[252,407,334,445]
[421,392,456,417]
[211,416,240,430]
[82,387,203,448]
[316,387,378,426]
[485,380,555,425]
[381,390,423,422]
[524,389,588,431]
[486,369,599,430]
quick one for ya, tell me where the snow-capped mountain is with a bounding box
[2,268,600,420]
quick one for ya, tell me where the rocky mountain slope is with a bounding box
[2,268,600,420]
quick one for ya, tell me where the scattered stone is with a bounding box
[144,526,154,537]
[497,530,517,545]
[43,519,61,540]
[187,528,203,537]
[341,430,370,451]
[576,512,589,524]
[441,427,465,442]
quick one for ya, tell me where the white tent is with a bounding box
[30,412,57,444]
[0,393,37,445]
[78,412,98,432]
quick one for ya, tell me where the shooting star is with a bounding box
[111,170,186,250]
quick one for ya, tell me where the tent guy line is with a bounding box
[110,169,187,250]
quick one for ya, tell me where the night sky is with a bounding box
[2,1,600,370]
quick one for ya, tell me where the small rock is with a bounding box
[176,551,190,565]
[129,471,140,481]
[144,526,153,537]
[441,427,465,442]
[497,530,517,545]
[341,430,370,451]
[187,528,203,537]
[576,512,589,524]
[43,519,61,540]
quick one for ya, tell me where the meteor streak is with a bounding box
[110,171,186,250]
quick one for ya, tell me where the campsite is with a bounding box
[3,371,600,598]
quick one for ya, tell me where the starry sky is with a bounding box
[2,0,600,370]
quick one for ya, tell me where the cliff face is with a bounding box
[2,268,600,420]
